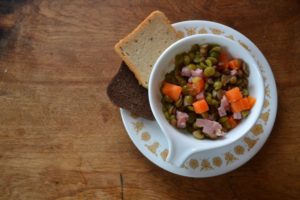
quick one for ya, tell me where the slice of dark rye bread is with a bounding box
[106,62,154,120]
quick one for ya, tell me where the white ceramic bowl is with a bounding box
[148,34,264,167]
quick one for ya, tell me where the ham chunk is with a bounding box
[191,69,203,77]
[176,111,189,128]
[195,91,204,100]
[195,119,225,138]
[218,95,230,117]
[233,112,242,120]
[181,67,192,77]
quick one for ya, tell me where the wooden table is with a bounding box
[0,0,299,199]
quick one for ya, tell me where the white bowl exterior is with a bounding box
[149,34,264,166]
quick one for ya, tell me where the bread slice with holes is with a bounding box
[114,10,178,88]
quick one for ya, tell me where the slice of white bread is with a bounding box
[114,11,178,88]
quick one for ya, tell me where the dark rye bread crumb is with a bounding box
[107,62,154,120]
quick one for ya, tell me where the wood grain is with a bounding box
[0,0,299,199]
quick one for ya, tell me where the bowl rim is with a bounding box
[148,33,265,166]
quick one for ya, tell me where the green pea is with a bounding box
[184,95,194,106]
[188,51,195,60]
[169,114,176,120]
[205,92,212,98]
[242,88,249,96]
[187,106,194,112]
[187,113,197,124]
[200,62,208,69]
[205,59,212,67]
[175,75,187,86]
[200,44,208,56]
[193,130,205,139]
[193,56,202,63]
[163,95,173,103]
[184,55,191,65]
[207,57,218,64]
[204,66,215,77]
[213,81,222,90]
[223,121,231,129]
[170,119,177,126]
[169,115,177,126]
[209,46,221,53]
[182,85,190,95]
[205,82,209,90]
[211,99,219,106]
[164,111,170,120]
[242,62,249,77]
[188,64,196,70]
[206,95,213,104]
[196,64,201,69]
[165,104,175,115]
[218,117,230,129]
[221,75,230,86]
[210,51,220,58]
[242,110,249,118]
[175,96,183,107]
[180,80,187,87]
[219,117,228,123]
[230,76,237,84]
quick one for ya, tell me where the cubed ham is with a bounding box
[191,69,203,78]
[181,67,192,77]
[233,112,242,120]
[218,107,227,117]
[195,119,225,138]
[195,91,204,100]
[218,95,230,117]
[176,111,189,128]
[230,69,238,76]
[183,68,203,79]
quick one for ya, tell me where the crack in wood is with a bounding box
[120,173,124,200]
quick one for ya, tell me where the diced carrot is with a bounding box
[187,78,205,96]
[219,51,229,69]
[192,78,205,94]
[231,98,250,112]
[228,116,238,128]
[225,87,243,103]
[228,59,242,69]
[193,99,209,114]
[162,82,182,101]
[247,96,256,109]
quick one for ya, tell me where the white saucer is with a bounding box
[120,20,278,177]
